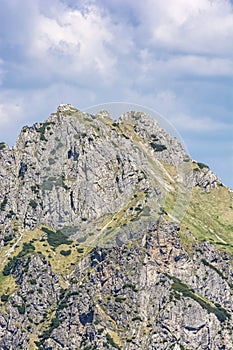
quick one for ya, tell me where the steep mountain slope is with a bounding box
[0,104,232,350]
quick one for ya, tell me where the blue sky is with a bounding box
[0,0,232,188]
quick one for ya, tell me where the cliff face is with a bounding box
[0,105,232,350]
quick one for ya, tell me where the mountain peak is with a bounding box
[57,103,78,113]
[0,106,232,349]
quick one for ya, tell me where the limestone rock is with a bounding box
[0,105,232,349]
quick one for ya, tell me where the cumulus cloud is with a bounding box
[120,0,233,55]
[30,5,115,78]
[1,0,232,86]
[0,0,232,186]
[0,1,119,87]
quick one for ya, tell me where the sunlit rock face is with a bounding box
[0,105,232,350]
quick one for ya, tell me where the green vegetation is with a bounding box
[3,256,19,276]
[1,294,9,302]
[77,247,84,253]
[150,134,159,141]
[197,162,209,170]
[123,282,138,292]
[0,197,7,211]
[150,142,167,152]
[6,210,15,219]
[41,227,72,248]
[22,242,35,254]
[115,296,126,302]
[201,259,226,280]
[181,186,233,255]
[3,243,35,276]
[60,249,71,256]
[31,184,40,194]
[29,200,38,209]
[0,142,6,150]
[106,333,121,349]
[0,274,17,301]
[15,303,25,314]
[37,122,55,141]
[3,235,14,245]
[57,290,78,311]
[170,275,230,322]
[132,316,142,321]
[38,316,60,342]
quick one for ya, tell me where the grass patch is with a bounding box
[29,228,88,275]
[201,259,226,280]
[106,332,121,349]
[181,186,233,254]
[0,274,17,302]
[170,275,230,322]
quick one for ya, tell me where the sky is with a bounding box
[0,0,232,188]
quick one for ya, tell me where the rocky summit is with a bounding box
[0,104,232,350]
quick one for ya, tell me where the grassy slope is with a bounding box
[181,185,233,254]
[161,159,233,255]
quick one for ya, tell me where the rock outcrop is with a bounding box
[0,105,232,350]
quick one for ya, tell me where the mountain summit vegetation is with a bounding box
[0,104,232,349]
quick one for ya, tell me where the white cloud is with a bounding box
[0,102,24,127]
[136,54,233,82]
[171,113,230,132]
[1,0,232,88]
[155,55,233,77]
[134,0,233,56]
[28,4,116,79]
